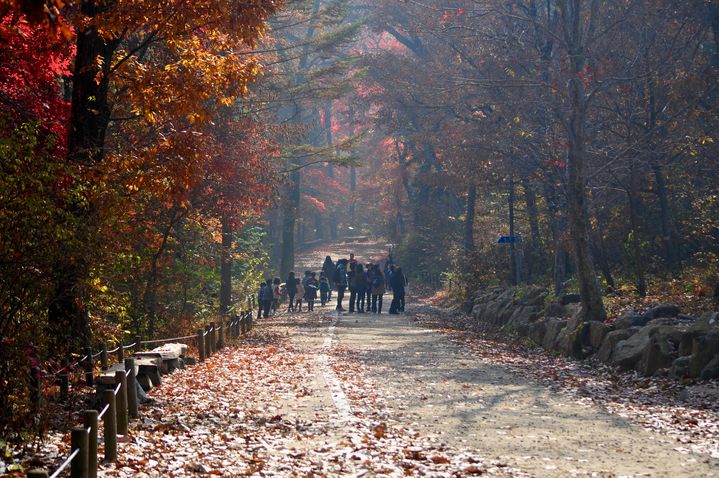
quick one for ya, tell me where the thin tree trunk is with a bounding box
[521,177,544,278]
[464,184,477,254]
[509,177,518,285]
[219,216,232,315]
[627,169,647,297]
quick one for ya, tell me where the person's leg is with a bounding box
[377,295,383,314]
[336,286,345,310]
[296,298,302,312]
[366,290,372,310]
[357,292,364,312]
[371,294,377,312]
[263,300,271,318]
[288,294,295,311]
[258,302,263,319]
[349,289,356,312]
[389,292,397,314]
[399,290,405,312]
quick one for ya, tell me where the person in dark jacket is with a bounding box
[333,259,348,311]
[322,256,335,300]
[389,266,406,314]
[354,264,368,313]
[261,278,273,318]
[365,264,373,308]
[257,281,267,319]
[285,272,297,312]
[370,268,385,313]
[347,261,357,313]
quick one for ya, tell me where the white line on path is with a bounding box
[317,311,357,423]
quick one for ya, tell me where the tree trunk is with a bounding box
[219,216,232,315]
[522,177,544,279]
[508,177,518,285]
[562,0,606,321]
[627,169,647,297]
[50,0,120,349]
[464,184,477,254]
[280,169,300,278]
[652,165,679,273]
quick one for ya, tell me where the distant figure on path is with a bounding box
[334,259,349,311]
[322,256,335,300]
[272,277,281,313]
[355,264,368,313]
[389,266,406,314]
[295,278,304,312]
[348,262,357,313]
[285,272,297,312]
[365,263,373,309]
[305,271,318,311]
[319,272,330,306]
[371,268,385,314]
[257,281,267,319]
[262,279,274,318]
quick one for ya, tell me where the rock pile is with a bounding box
[470,287,719,379]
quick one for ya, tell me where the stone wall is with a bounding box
[470,287,719,379]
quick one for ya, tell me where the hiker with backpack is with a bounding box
[322,256,335,300]
[305,271,318,311]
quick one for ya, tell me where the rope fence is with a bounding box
[27,296,257,478]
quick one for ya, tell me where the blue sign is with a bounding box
[497,235,519,244]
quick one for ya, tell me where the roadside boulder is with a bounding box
[545,302,566,318]
[558,293,581,305]
[542,318,567,351]
[642,303,680,321]
[528,319,547,345]
[588,321,611,350]
[518,286,548,307]
[507,305,542,335]
[670,356,691,379]
[614,311,649,329]
[597,328,637,363]
[700,354,719,380]
[555,321,586,358]
[689,331,719,377]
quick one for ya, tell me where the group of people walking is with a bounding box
[257,252,407,318]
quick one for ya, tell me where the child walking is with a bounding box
[295,278,304,312]
[305,272,318,311]
[319,272,330,306]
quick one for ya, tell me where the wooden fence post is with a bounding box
[83,410,98,478]
[84,347,94,387]
[114,371,128,436]
[124,358,138,419]
[116,344,124,364]
[204,325,211,358]
[218,318,225,349]
[70,426,88,478]
[135,336,142,354]
[197,329,205,361]
[102,389,117,462]
[100,344,108,371]
[210,322,217,354]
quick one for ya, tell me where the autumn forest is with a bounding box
[2,0,719,472]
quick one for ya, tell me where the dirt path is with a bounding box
[332,308,717,477]
[64,239,717,477]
